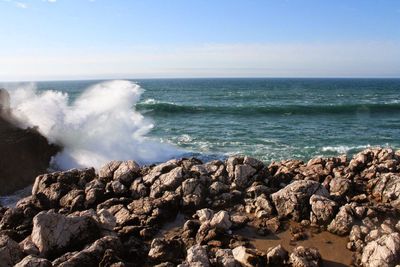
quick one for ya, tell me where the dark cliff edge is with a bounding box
[0,89,60,195]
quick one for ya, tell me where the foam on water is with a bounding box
[8,80,182,169]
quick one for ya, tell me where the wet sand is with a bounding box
[235,224,353,267]
[158,214,353,266]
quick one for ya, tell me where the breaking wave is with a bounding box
[8,80,182,169]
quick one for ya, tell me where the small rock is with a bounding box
[289,246,322,267]
[266,244,288,266]
[148,238,185,263]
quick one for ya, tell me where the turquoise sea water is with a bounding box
[36,78,400,163]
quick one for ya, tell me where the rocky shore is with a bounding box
[1,147,400,267]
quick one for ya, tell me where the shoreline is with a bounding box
[0,147,399,266]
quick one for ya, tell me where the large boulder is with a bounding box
[361,232,400,267]
[271,180,329,221]
[31,210,99,256]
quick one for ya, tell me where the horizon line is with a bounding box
[1,76,400,83]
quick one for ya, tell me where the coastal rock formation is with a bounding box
[0,147,399,266]
[0,89,60,195]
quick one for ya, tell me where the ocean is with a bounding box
[9,78,400,166]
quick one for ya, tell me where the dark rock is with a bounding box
[0,234,24,266]
[148,238,185,263]
[0,111,59,194]
[15,255,52,267]
[54,236,122,267]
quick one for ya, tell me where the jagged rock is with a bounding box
[246,184,272,198]
[85,179,106,207]
[348,150,373,172]
[209,211,231,230]
[232,246,264,267]
[20,236,40,255]
[0,234,24,266]
[113,160,140,185]
[329,177,351,197]
[209,181,230,196]
[234,165,257,189]
[148,238,185,263]
[215,249,239,267]
[107,180,128,195]
[181,178,206,208]
[196,209,214,224]
[361,232,400,267]
[0,207,25,231]
[266,245,288,266]
[96,209,117,231]
[108,205,132,226]
[226,157,242,179]
[271,180,329,221]
[255,195,274,218]
[150,167,184,197]
[32,168,95,209]
[243,156,264,170]
[59,189,85,211]
[348,225,365,252]
[309,194,338,225]
[327,204,355,235]
[289,246,321,267]
[31,210,99,256]
[369,173,400,210]
[99,161,123,182]
[54,236,122,266]
[15,255,52,267]
[130,178,148,199]
[264,217,281,233]
[186,245,210,267]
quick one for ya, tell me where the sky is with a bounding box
[0,0,399,81]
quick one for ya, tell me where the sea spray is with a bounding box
[8,80,181,169]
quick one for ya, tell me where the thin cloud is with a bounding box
[15,2,27,8]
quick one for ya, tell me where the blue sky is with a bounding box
[0,0,399,80]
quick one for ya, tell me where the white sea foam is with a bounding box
[321,145,371,154]
[8,80,182,169]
